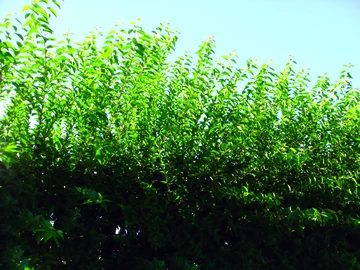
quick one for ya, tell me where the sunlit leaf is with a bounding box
[21,5,32,12]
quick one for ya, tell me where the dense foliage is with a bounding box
[1,0,360,269]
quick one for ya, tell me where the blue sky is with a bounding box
[1,0,360,88]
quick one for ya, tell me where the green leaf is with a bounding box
[38,17,49,24]
[15,33,24,40]
[23,19,36,27]
[3,41,14,49]
[89,190,98,200]
[48,7,57,17]
[57,230,64,239]
[98,46,113,60]
[52,0,61,9]
[0,142,18,153]
[28,25,40,35]
[53,235,60,247]
[44,232,54,243]
[21,5,32,12]
[95,147,103,164]
[42,24,54,34]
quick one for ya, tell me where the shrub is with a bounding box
[1,1,359,269]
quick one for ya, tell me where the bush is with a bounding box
[1,1,360,269]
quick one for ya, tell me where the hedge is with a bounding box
[1,1,360,269]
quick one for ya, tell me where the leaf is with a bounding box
[98,46,113,60]
[53,235,60,247]
[36,8,49,18]
[52,0,61,9]
[89,190,98,200]
[135,43,145,57]
[44,232,53,243]
[57,230,64,239]
[42,24,54,34]
[95,148,103,164]
[15,33,24,41]
[0,143,18,153]
[28,25,40,36]
[38,17,49,24]
[48,7,57,17]
[3,41,14,49]
[22,5,32,12]
[23,19,35,27]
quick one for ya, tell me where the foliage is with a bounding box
[1,0,360,269]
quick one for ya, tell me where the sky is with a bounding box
[1,0,360,89]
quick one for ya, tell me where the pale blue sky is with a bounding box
[1,0,360,88]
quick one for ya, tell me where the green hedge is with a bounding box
[1,1,360,269]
